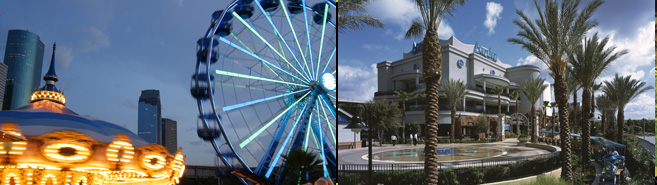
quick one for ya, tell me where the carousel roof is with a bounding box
[0,100,150,147]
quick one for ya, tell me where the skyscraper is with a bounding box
[162,118,177,154]
[138,90,161,144]
[3,30,45,109]
[0,62,7,109]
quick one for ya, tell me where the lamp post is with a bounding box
[345,116,367,148]
[355,105,373,185]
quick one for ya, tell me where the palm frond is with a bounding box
[404,19,425,39]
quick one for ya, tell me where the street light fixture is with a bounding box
[355,105,373,185]
[345,116,367,147]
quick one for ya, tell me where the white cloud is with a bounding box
[337,63,378,101]
[55,46,74,69]
[591,21,655,82]
[484,2,503,35]
[77,27,110,52]
[623,93,655,119]
[362,44,391,51]
[367,0,454,40]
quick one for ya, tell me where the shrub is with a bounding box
[438,168,459,185]
[459,167,484,184]
[518,134,529,139]
[505,133,519,138]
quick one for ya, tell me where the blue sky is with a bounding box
[0,0,337,166]
[338,0,655,120]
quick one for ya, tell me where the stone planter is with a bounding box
[518,137,529,146]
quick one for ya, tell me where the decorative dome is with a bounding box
[0,43,185,185]
[31,43,65,105]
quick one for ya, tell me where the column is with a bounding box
[483,79,486,113]
[463,96,466,112]
[415,69,420,87]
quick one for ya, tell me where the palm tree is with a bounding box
[491,86,504,140]
[594,94,613,135]
[443,79,467,142]
[404,0,466,183]
[509,91,520,134]
[570,33,628,162]
[591,83,603,113]
[550,101,557,133]
[521,77,548,143]
[394,90,413,143]
[338,0,385,33]
[281,148,323,185]
[508,0,603,181]
[602,74,652,143]
[542,101,550,134]
[566,70,581,133]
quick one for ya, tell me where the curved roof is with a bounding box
[0,100,150,147]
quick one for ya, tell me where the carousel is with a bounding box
[0,43,185,185]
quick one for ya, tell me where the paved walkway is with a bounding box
[636,135,655,157]
[592,159,602,185]
[338,138,552,165]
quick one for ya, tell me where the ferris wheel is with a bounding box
[191,0,336,184]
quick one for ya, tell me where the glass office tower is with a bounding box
[138,89,162,144]
[162,118,177,154]
[3,30,45,109]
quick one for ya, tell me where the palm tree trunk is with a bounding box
[617,106,624,143]
[516,100,520,135]
[422,27,442,185]
[402,100,406,143]
[573,90,578,133]
[498,95,501,139]
[555,74,573,182]
[530,104,536,142]
[601,112,606,134]
[590,91,595,115]
[581,88,591,163]
[451,106,456,142]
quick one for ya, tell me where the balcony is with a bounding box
[467,86,510,97]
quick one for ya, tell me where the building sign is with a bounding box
[457,60,464,68]
[474,43,498,62]
[412,42,423,54]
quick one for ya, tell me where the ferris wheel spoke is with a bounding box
[264,103,309,178]
[303,116,313,151]
[255,107,294,177]
[321,47,336,75]
[216,69,308,88]
[273,0,315,81]
[319,94,336,119]
[314,3,329,80]
[231,12,312,83]
[222,89,309,112]
[219,53,271,80]
[310,118,334,178]
[239,91,311,148]
[326,93,336,100]
[246,19,308,84]
[317,99,336,144]
[219,37,309,84]
[302,0,315,80]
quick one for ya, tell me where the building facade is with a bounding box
[0,62,7,109]
[3,30,45,109]
[162,118,178,154]
[375,36,551,138]
[138,89,162,144]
